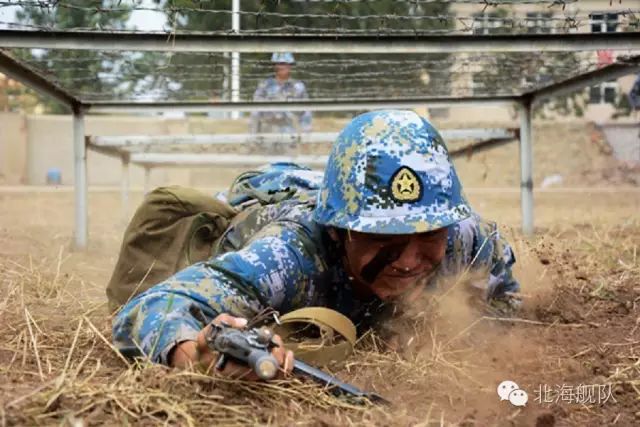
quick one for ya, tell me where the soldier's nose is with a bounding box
[390,238,424,272]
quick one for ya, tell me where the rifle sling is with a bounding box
[273,307,356,366]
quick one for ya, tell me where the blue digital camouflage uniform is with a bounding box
[112,111,519,365]
[249,77,312,134]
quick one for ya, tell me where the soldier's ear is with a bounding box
[328,228,351,245]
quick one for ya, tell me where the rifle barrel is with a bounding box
[292,359,390,405]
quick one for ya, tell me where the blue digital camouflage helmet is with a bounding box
[271,52,295,64]
[313,110,471,234]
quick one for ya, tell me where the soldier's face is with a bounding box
[274,63,292,79]
[340,228,448,301]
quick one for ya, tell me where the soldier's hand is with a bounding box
[169,313,294,380]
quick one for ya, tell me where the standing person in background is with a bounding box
[249,53,312,134]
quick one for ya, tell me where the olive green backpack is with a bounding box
[106,186,237,311]
[106,183,357,365]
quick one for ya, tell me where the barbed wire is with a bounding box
[18,56,598,75]
[1,1,637,105]
[63,53,629,102]
[13,52,599,89]
[6,46,609,97]
[11,49,601,68]
[39,60,597,83]
[0,0,583,11]
[3,20,638,34]
[56,58,607,99]
[0,1,581,22]
[73,88,517,101]
[69,78,569,101]
[1,0,581,5]
[1,0,638,34]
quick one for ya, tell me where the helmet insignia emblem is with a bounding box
[390,166,422,202]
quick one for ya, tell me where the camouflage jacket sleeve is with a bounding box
[112,223,319,365]
[442,215,520,300]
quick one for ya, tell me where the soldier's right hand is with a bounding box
[169,313,294,380]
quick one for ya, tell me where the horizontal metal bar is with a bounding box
[0,49,80,109]
[129,134,517,167]
[90,132,339,147]
[449,135,517,158]
[130,153,328,168]
[89,128,517,147]
[1,30,638,53]
[5,186,640,194]
[86,96,518,113]
[530,56,640,104]
[86,141,125,158]
[440,128,516,141]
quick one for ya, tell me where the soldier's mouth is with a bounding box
[384,263,434,279]
[383,271,423,280]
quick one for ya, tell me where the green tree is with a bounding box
[13,0,132,113]
[153,0,452,105]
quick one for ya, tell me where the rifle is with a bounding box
[206,322,390,405]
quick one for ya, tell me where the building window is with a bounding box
[526,12,553,34]
[590,13,619,33]
[589,80,617,104]
[589,14,618,104]
[472,12,511,35]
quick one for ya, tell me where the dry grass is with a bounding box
[0,189,638,426]
[0,257,387,426]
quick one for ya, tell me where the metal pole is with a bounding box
[88,129,516,147]
[121,152,130,223]
[130,152,329,168]
[0,51,81,110]
[231,0,241,120]
[87,96,518,114]
[529,57,640,105]
[143,166,151,194]
[222,52,230,119]
[73,109,87,249]
[2,30,638,53]
[519,100,534,236]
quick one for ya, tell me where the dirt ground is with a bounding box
[1,118,639,427]
[1,184,638,426]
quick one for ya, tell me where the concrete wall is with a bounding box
[0,112,28,184]
[24,115,194,186]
